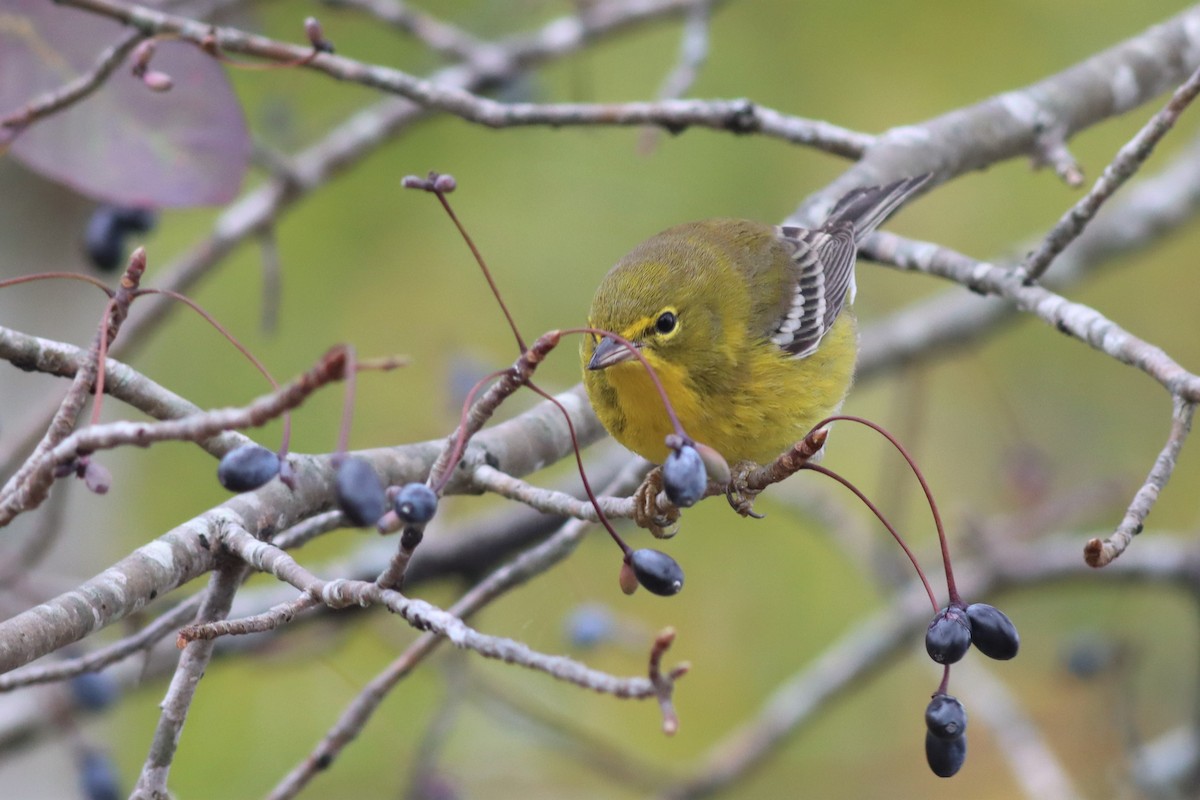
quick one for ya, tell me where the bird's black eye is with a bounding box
[655,311,677,334]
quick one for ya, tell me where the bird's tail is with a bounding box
[825,174,932,243]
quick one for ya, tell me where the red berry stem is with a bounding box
[819,415,961,606]
[140,288,293,458]
[936,664,952,695]
[802,462,938,613]
[403,172,528,354]
[525,381,631,555]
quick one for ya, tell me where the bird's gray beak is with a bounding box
[587,335,637,370]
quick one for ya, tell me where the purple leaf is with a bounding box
[0,0,251,207]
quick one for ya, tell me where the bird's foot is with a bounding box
[633,467,681,538]
[726,460,766,519]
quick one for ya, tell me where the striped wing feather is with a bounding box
[769,175,930,359]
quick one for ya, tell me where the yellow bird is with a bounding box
[582,176,928,465]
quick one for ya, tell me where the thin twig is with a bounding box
[133,562,246,796]
[0,29,146,141]
[57,0,874,157]
[1020,62,1200,282]
[323,0,492,64]
[857,131,1200,381]
[0,347,350,528]
[268,461,649,799]
[1085,397,1196,567]
[862,232,1200,404]
[638,0,711,153]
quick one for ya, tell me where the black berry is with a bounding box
[663,444,706,507]
[84,205,155,272]
[336,457,386,527]
[925,730,967,778]
[217,445,280,492]
[113,206,156,232]
[926,606,972,664]
[70,671,120,712]
[628,549,684,596]
[966,603,1020,660]
[394,483,438,524]
[924,693,967,740]
[79,748,121,800]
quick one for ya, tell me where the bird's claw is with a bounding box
[633,467,681,538]
[725,460,765,518]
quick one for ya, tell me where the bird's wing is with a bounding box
[768,175,931,358]
[769,223,857,359]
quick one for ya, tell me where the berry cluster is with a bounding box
[217,447,440,533]
[922,602,1019,776]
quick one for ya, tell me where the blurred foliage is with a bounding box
[5,0,1200,797]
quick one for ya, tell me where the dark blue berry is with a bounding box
[925,730,967,778]
[1062,634,1118,679]
[926,606,972,664]
[70,671,120,712]
[663,444,706,507]
[217,445,280,492]
[336,457,386,527]
[84,208,123,272]
[629,549,684,596]
[966,603,1020,660]
[394,483,438,524]
[924,693,966,740]
[113,206,156,232]
[84,206,156,272]
[79,748,121,800]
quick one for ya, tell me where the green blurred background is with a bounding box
[7,0,1200,797]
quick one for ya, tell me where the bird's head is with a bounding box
[583,241,728,383]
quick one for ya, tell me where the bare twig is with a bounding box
[858,132,1200,381]
[639,0,711,153]
[0,29,146,141]
[0,253,145,523]
[0,346,352,528]
[177,594,320,644]
[268,461,648,799]
[133,562,245,797]
[1085,397,1196,567]
[862,232,1200,404]
[0,324,249,457]
[57,0,872,157]
[1020,62,1200,282]
[323,0,492,64]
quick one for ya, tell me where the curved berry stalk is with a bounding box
[525,379,683,596]
[801,461,937,613]
[819,414,959,604]
[402,172,526,353]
